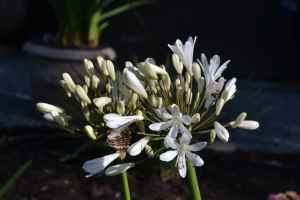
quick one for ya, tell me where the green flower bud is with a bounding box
[106,83,111,93]
[216,98,225,116]
[149,94,157,107]
[83,85,88,94]
[76,85,91,104]
[117,101,125,115]
[198,77,205,95]
[145,145,154,158]
[192,62,201,83]
[157,97,163,109]
[231,112,247,128]
[185,72,191,84]
[191,113,200,123]
[84,75,91,88]
[209,130,216,145]
[139,121,145,135]
[84,125,96,140]
[218,77,225,91]
[116,71,122,85]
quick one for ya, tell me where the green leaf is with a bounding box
[0,160,32,199]
[99,1,152,22]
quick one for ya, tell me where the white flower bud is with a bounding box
[62,73,76,90]
[198,77,205,94]
[123,71,148,99]
[116,71,122,85]
[214,122,229,142]
[93,97,112,107]
[175,79,181,88]
[135,110,143,116]
[149,79,156,91]
[192,62,201,83]
[191,113,200,123]
[136,62,157,80]
[157,97,163,109]
[37,103,65,113]
[216,98,225,116]
[145,145,154,158]
[60,80,72,97]
[204,95,214,108]
[230,120,259,130]
[118,84,133,99]
[127,136,150,156]
[231,112,247,128]
[106,60,116,81]
[185,72,191,84]
[97,56,104,70]
[218,77,225,91]
[82,105,90,121]
[50,111,65,127]
[146,62,168,76]
[125,61,133,67]
[221,90,229,101]
[186,88,191,105]
[105,163,135,176]
[84,75,91,88]
[76,85,91,104]
[83,85,88,94]
[172,53,183,74]
[106,83,111,93]
[102,61,109,76]
[92,75,100,89]
[117,101,125,115]
[84,125,97,140]
[163,75,171,91]
[149,94,157,107]
[84,59,95,77]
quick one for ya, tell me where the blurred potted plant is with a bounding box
[23,0,151,116]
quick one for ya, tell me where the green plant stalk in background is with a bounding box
[118,158,131,200]
[186,160,202,200]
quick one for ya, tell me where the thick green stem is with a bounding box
[117,158,131,200]
[186,160,202,200]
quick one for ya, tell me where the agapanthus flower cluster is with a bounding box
[37,36,259,178]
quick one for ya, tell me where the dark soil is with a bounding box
[1,127,299,200]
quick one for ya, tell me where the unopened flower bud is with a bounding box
[218,77,225,91]
[137,62,158,80]
[186,89,191,105]
[231,112,247,128]
[102,61,109,76]
[82,105,90,121]
[164,75,171,91]
[157,97,163,109]
[145,145,154,158]
[106,60,116,81]
[105,163,135,176]
[205,95,214,108]
[118,85,133,99]
[185,72,191,84]
[62,73,76,90]
[93,97,112,107]
[139,121,145,134]
[162,99,169,109]
[178,87,184,97]
[37,103,65,113]
[149,79,156,91]
[116,71,122,85]
[185,81,189,92]
[83,85,88,94]
[50,111,65,127]
[92,75,100,89]
[149,94,157,107]
[175,79,181,88]
[125,61,133,67]
[214,122,229,142]
[60,81,72,97]
[97,56,104,70]
[136,110,143,116]
[76,85,91,104]
[84,75,91,88]
[127,136,150,156]
[117,101,125,115]
[106,83,111,93]
[216,98,225,116]
[84,125,96,140]
[131,93,138,106]
[192,62,201,83]
[172,54,183,74]
[229,120,259,130]
[209,130,216,145]
[198,77,205,94]
[221,90,229,101]
[191,113,200,123]
[123,71,148,99]
[84,59,95,77]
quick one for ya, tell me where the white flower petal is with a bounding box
[185,151,204,167]
[154,109,173,119]
[186,142,207,152]
[159,150,178,162]
[179,133,191,145]
[127,136,151,156]
[214,122,229,142]
[181,115,191,125]
[179,123,192,139]
[168,121,179,138]
[107,122,130,138]
[225,78,236,90]
[104,114,143,129]
[82,153,119,178]
[149,119,174,131]
[178,148,187,178]
[105,163,135,176]
[164,135,180,149]
[171,105,180,118]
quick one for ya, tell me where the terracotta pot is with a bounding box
[23,41,116,117]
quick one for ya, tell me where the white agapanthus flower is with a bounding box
[149,105,192,140]
[168,37,197,75]
[82,152,120,178]
[198,54,229,98]
[104,114,144,138]
[160,134,206,178]
[223,78,237,102]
